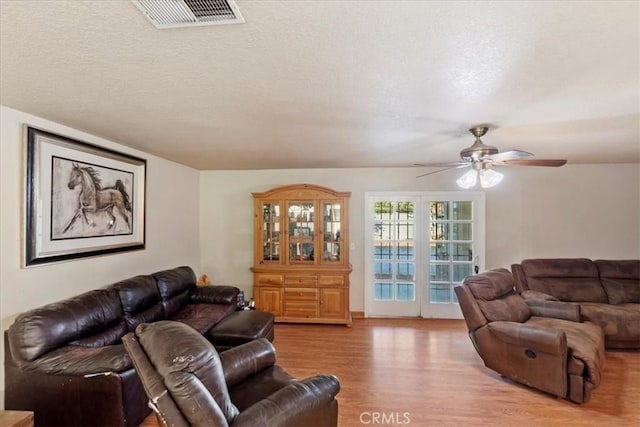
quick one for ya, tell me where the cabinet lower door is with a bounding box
[256,287,283,316]
[320,288,346,318]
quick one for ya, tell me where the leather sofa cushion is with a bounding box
[135,321,240,424]
[70,320,128,347]
[465,268,514,300]
[579,303,640,345]
[170,303,236,334]
[464,269,530,323]
[477,292,530,323]
[111,275,160,315]
[8,289,123,362]
[520,259,607,303]
[20,344,132,376]
[153,266,197,316]
[111,275,165,330]
[595,260,640,304]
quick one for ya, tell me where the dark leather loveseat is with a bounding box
[4,266,246,426]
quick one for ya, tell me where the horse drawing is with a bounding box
[62,162,132,235]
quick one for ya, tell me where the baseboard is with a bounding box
[351,311,364,319]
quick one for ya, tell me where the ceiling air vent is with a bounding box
[132,0,244,29]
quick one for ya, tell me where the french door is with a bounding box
[364,192,485,319]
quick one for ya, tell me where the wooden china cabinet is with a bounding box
[251,184,352,326]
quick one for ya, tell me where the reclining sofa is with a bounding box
[455,268,606,403]
[4,266,270,426]
[512,258,640,349]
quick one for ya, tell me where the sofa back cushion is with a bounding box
[519,258,607,303]
[463,268,530,323]
[111,275,165,331]
[8,289,124,362]
[153,266,197,316]
[136,321,239,425]
[595,259,640,304]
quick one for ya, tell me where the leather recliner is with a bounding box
[454,268,606,403]
[122,320,340,427]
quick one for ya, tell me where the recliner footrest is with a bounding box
[207,310,275,351]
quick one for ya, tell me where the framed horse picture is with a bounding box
[24,126,146,266]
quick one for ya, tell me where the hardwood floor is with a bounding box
[142,318,640,426]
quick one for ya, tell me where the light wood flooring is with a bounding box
[143,318,640,426]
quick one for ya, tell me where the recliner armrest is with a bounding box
[232,375,340,427]
[526,300,581,322]
[521,290,559,302]
[487,321,567,356]
[190,285,239,305]
[219,338,277,387]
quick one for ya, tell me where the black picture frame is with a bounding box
[24,126,146,266]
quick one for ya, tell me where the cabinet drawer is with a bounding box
[285,287,318,301]
[256,274,284,286]
[284,275,318,286]
[284,301,318,317]
[318,275,344,286]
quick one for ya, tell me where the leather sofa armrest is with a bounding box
[526,300,581,322]
[521,290,559,301]
[219,338,277,387]
[190,285,239,305]
[487,321,567,356]
[232,375,340,427]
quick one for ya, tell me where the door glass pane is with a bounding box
[452,201,472,220]
[431,223,449,240]
[452,243,473,261]
[372,200,416,305]
[396,283,415,301]
[429,284,451,303]
[452,223,472,241]
[289,202,314,263]
[396,242,414,260]
[453,263,473,282]
[430,264,450,281]
[375,262,393,280]
[396,262,414,280]
[375,283,393,300]
[430,202,449,220]
[374,242,393,259]
[427,200,475,308]
[262,203,280,261]
[430,242,449,260]
[323,202,341,262]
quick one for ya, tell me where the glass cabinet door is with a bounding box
[322,201,342,263]
[261,202,281,262]
[287,201,315,263]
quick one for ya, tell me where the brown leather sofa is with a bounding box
[123,320,340,427]
[512,258,640,349]
[4,266,264,427]
[455,268,605,403]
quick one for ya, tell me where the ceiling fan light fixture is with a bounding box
[479,168,504,188]
[456,169,478,189]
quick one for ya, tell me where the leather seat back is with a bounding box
[8,288,124,362]
[152,266,197,316]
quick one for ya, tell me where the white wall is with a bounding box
[200,164,640,311]
[0,106,201,399]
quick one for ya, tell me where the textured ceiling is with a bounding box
[1,0,638,170]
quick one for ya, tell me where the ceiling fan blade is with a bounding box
[500,159,568,167]
[483,150,533,162]
[413,162,469,168]
[416,164,471,178]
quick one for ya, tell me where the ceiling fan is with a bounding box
[415,126,567,188]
